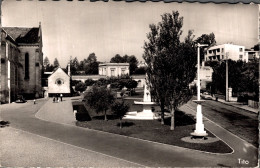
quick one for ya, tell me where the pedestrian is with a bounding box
[34,99,36,104]
[56,94,59,102]
[60,93,63,102]
[53,96,55,103]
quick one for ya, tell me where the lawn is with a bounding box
[73,97,233,154]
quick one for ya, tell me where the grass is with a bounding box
[74,96,233,154]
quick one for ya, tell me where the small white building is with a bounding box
[48,67,71,96]
[205,44,245,62]
[99,63,129,77]
[244,50,259,61]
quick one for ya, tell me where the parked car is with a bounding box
[201,92,212,100]
[15,95,27,103]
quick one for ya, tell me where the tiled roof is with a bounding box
[3,27,40,44]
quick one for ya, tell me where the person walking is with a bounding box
[60,94,63,102]
[56,94,59,102]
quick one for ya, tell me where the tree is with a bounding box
[86,53,97,64]
[134,67,147,74]
[125,79,138,95]
[110,54,139,74]
[253,43,259,51]
[68,57,80,75]
[110,54,125,63]
[43,56,50,68]
[143,11,197,129]
[111,101,130,128]
[85,53,99,74]
[212,60,245,95]
[85,86,115,121]
[127,55,138,74]
[85,79,95,86]
[53,58,60,68]
[196,33,216,62]
[75,82,87,92]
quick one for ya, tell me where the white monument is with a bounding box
[123,81,158,120]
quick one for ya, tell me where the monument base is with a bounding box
[123,109,159,120]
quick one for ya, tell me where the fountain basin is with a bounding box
[134,101,156,105]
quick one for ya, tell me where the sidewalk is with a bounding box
[216,98,258,114]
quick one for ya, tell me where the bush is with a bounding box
[73,104,92,121]
[75,82,87,92]
[237,94,249,104]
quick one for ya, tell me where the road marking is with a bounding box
[184,104,257,150]
[8,127,146,167]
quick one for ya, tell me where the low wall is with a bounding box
[248,100,259,109]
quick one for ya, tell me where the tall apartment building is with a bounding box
[205,44,245,62]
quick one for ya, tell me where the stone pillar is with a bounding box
[228,87,232,100]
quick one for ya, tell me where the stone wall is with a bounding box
[19,46,43,96]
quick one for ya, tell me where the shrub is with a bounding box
[111,101,130,128]
[75,82,87,92]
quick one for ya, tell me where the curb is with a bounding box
[216,99,258,114]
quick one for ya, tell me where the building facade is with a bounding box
[0,24,43,103]
[48,67,71,97]
[205,44,245,62]
[99,63,129,77]
[244,50,259,61]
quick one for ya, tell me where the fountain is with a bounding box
[123,81,159,120]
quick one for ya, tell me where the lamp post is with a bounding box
[191,43,208,138]
[225,52,229,102]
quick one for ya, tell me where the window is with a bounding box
[35,62,39,66]
[221,48,224,53]
[1,58,5,64]
[55,78,64,85]
[209,50,212,54]
[111,69,115,76]
[121,68,126,75]
[24,53,29,79]
[239,55,243,59]
[217,49,220,52]
[239,48,243,52]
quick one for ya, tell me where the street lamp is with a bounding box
[191,43,208,138]
[225,52,229,102]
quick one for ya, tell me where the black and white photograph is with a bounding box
[0,0,259,167]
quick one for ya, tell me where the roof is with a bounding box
[99,63,129,67]
[3,27,40,44]
[48,67,70,79]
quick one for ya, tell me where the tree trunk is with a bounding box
[160,104,165,125]
[104,110,108,121]
[120,118,122,129]
[170,107,175,130]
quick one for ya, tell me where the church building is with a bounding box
[0,23,43,103]
[47,67,71,97]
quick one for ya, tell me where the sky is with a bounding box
[2,0,258,67]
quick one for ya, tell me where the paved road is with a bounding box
[185,97,258,147]
[0,98,258,167]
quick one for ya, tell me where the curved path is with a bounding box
[0,97,258,167]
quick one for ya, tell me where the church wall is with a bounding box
[0,40,8,103]
[0,37,21,103]
[48,68,70,95]
[19,46,43,97]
